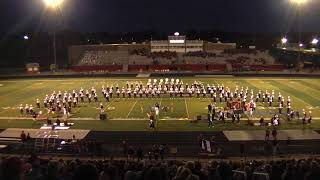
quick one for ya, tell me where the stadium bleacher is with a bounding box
[1,155,320,180]
[72,46,280,73]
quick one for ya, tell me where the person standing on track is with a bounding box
[265,127,270,141]
[272,127,278,141]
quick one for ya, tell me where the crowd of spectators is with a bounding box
[223,49,258,55]
[148,51,177,60]
[78,51,126,66]
[1,155,320,180]
[254,58,266,65]
[78,49,271,67]
[183,51,216,58]
[129,49,177,59]
[226,57,266,65]
[79,51,106,65]
[129,49,149,56]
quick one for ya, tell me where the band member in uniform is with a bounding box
[116,88,120,98]
[278,93,282,102]
[287,103,291,114]
[109,88,113,98]
[88,94,92,103]
[86,90,89,98]
[100,103,104,113]
[308,111,312,124]
[149,112,156,129]
[149,119,155,129]
[73,98,77,108]
[208,103,212,114]
[105,92,110,102]
[268,98,272,107]
[25,104,29,114]
[202,89,206,98]
[157,89,161,98]
[128,88,132,98]
[80,93,84,102]
[19,104,24,115]
[151,89,155,98]
[302,110,307,124]
[122,87,126,98]
[134,89,138,98]
[94,93,98,102]
[169,88,174,98]
[278,103,283,114]
[265,127,270,141]
[236,113,241,123]
[44,99,48,108]
[36,99,40,108]
[208,113,213,128]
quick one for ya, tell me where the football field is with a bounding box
[0,77,319,131]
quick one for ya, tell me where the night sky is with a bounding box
[0,0,320,33]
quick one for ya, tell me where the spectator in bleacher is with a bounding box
[26,133,31,142]
[173,167,192,180]
[20,131,27,143]
[55,119,61,126]
[136,147,143,161]
[42,161,59,180]
[0,157,24,180]
[1,156,320,180]
[73,164,99,180]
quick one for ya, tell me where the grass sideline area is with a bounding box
[0,77,319,131]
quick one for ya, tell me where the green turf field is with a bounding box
[0,77,319,131]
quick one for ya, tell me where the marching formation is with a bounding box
[15,78,313,128]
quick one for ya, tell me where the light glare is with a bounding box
[281,37,288,44]
[290,0,308,5]
[311,38,318,45]
[43,0,64,9]
[169,40,185,44]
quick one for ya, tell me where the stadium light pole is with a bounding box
[43,0,64,70]
[281,37,288,44]
[311,38,318,45]
[290,0,308,62]
[281,37,288,49]
[311,38,319,52]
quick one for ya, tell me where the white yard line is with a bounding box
[0,78,316,84]
[126,100,138,118]
[1,116,320,121]
[184,99,190,118]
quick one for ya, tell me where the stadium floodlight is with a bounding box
[281,37,288,44]
[43,0,64,71]
[289,0,308,61]
[311,38,318,45]
[43,0,64,9]
[290,0,308,5]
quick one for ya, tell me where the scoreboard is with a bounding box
[168,32,185,44]
[151,32,203,53]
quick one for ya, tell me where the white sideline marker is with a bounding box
[126,100,138,118]
[184,99,190,118]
